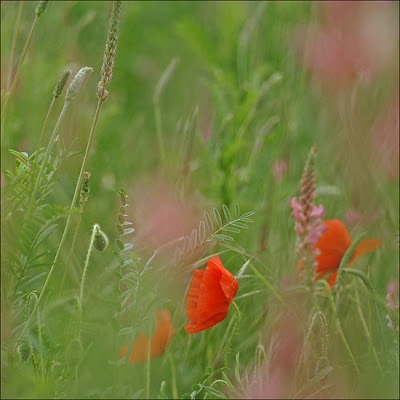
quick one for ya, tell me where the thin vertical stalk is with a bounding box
[146,323,152,399]
[19,99,104,340]
[1,15,39,121]
[7,1,25,91]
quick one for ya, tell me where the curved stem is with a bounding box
[224,301,241,368]
[79,224,98,306]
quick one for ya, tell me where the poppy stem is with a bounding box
[224,301,241,369]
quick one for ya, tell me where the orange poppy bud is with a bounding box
[185,256,239,334]
[119,310,175,363]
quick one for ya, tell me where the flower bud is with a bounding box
[94,227,109,252]
[65,67,93,102]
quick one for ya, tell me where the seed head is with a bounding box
[79,172,91,207]
[98,0,121,100]
[17,340,33,362]
[53,69,71,99]
[65,67,93,102]
[35,0,49,17]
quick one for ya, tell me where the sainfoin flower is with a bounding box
[312,219,382,287]
[185,256,238,334]
[119,310,175,363]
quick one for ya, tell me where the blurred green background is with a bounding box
[1,1,398,398]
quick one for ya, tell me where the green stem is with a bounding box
[79,224,98,307]
[59,206,84,294]
[7,1,25,91]
[36,97,56,158]
[19,99,104,340]
[27,100,70,217]
[146,322,152,399]
[168,353,178,400]
[1,14,39,123]
[224,301,241,368]
[154,103,166,166]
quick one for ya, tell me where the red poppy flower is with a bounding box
[119,310,175,363]
[313,219,382,287]
[185,256,239,334]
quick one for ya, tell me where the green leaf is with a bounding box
[199,221,206,243]
[205,212,213,234]
[213,234,234,242]
[341,268,374,293]
[235,204,240,218]
[213,207,222,227]
[190,229,197,250]
[113,251,124,265]
[339,233,366,269]
[222,204,231,222]
[116,224,124,235]
[118,213,125,224]
[222,226,240,234]
[231,221,247,229]
[203,386,226,399]
[115,240,124,251]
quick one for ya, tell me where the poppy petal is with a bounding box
[196,262,229,315]
[186,270,204,321]
[184,311,229,334]
[314,219,352,272]
[208,256,238,302]
[349,239,383,265]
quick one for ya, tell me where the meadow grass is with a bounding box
[1,1,399,399]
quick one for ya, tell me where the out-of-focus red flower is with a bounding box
[294,1,398,91]
[119,310,175,363]
[185,256,238,334]
[313,219,382,287]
